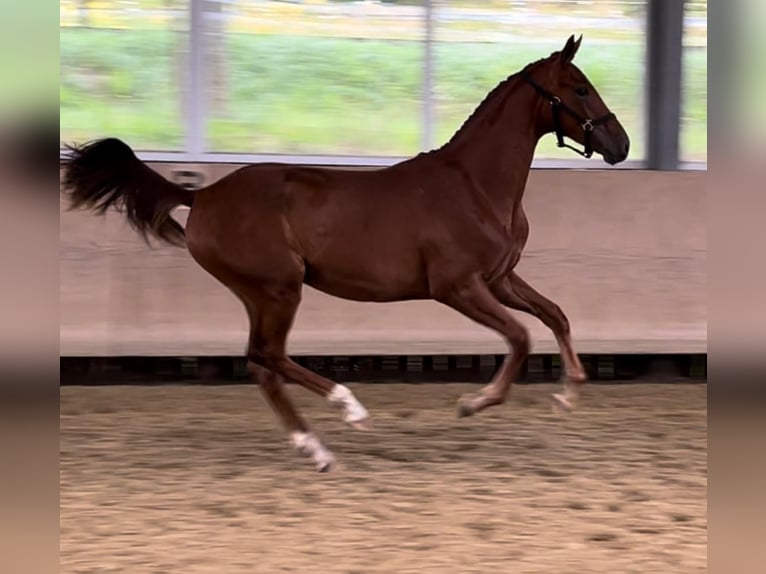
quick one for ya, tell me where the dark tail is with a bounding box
[61,137,194,247]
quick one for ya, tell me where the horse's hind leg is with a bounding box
[246,283,372,431]
[245,305,335,472]
[494,271,586,411]
[249,362,335,472]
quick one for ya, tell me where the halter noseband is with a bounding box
[520,70,616,159]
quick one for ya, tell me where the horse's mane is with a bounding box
[437,56,550,152]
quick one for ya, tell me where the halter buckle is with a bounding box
[582,119,594,132]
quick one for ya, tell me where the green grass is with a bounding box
[60,29,707,161]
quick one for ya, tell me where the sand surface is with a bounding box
[61,382,707,573]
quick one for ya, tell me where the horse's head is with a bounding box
[524,35,630,165]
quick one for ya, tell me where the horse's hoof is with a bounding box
[551,393,574,413]
[349,417,373,431]
[292,431,336,471]
[310,448,336,472]
[565,372,588,385]
[457,404,474,418]
[457,394,479,418]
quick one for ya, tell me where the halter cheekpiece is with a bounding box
[520,71,616,159]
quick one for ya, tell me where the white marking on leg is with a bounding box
[327,384,369,425]
[290,431,335,472]
[552,382,580,412]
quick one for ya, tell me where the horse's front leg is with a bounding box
[492,271,586,411]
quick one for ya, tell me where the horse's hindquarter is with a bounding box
[184,165,305,284]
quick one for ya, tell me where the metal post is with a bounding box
[646,0,685,170]
[422,0,434,152]
[187,0,205,159]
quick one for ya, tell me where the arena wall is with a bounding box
[60,165,706,357]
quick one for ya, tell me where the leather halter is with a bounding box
[520,70,616,159]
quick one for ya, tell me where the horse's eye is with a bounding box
[575,87,589,97]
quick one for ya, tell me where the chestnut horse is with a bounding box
[62,36,629,471]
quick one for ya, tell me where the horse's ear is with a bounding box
[560,34,583,66]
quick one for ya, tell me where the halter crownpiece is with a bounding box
[520,70,616,159]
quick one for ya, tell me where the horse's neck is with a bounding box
[439,93,544,222]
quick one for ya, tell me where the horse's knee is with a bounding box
[247,361,283,392]
[249,345,288,372]
[507,324,530,356]
[246,360,268,378]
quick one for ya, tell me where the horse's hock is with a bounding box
[60,165,706,357]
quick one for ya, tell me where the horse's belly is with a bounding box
[303,257,429,303]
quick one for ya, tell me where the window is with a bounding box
[433,0,648,162]
[680,0,707,163]
[60,1,190,151]
[202,1,426,156]
[59,0,705,169]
